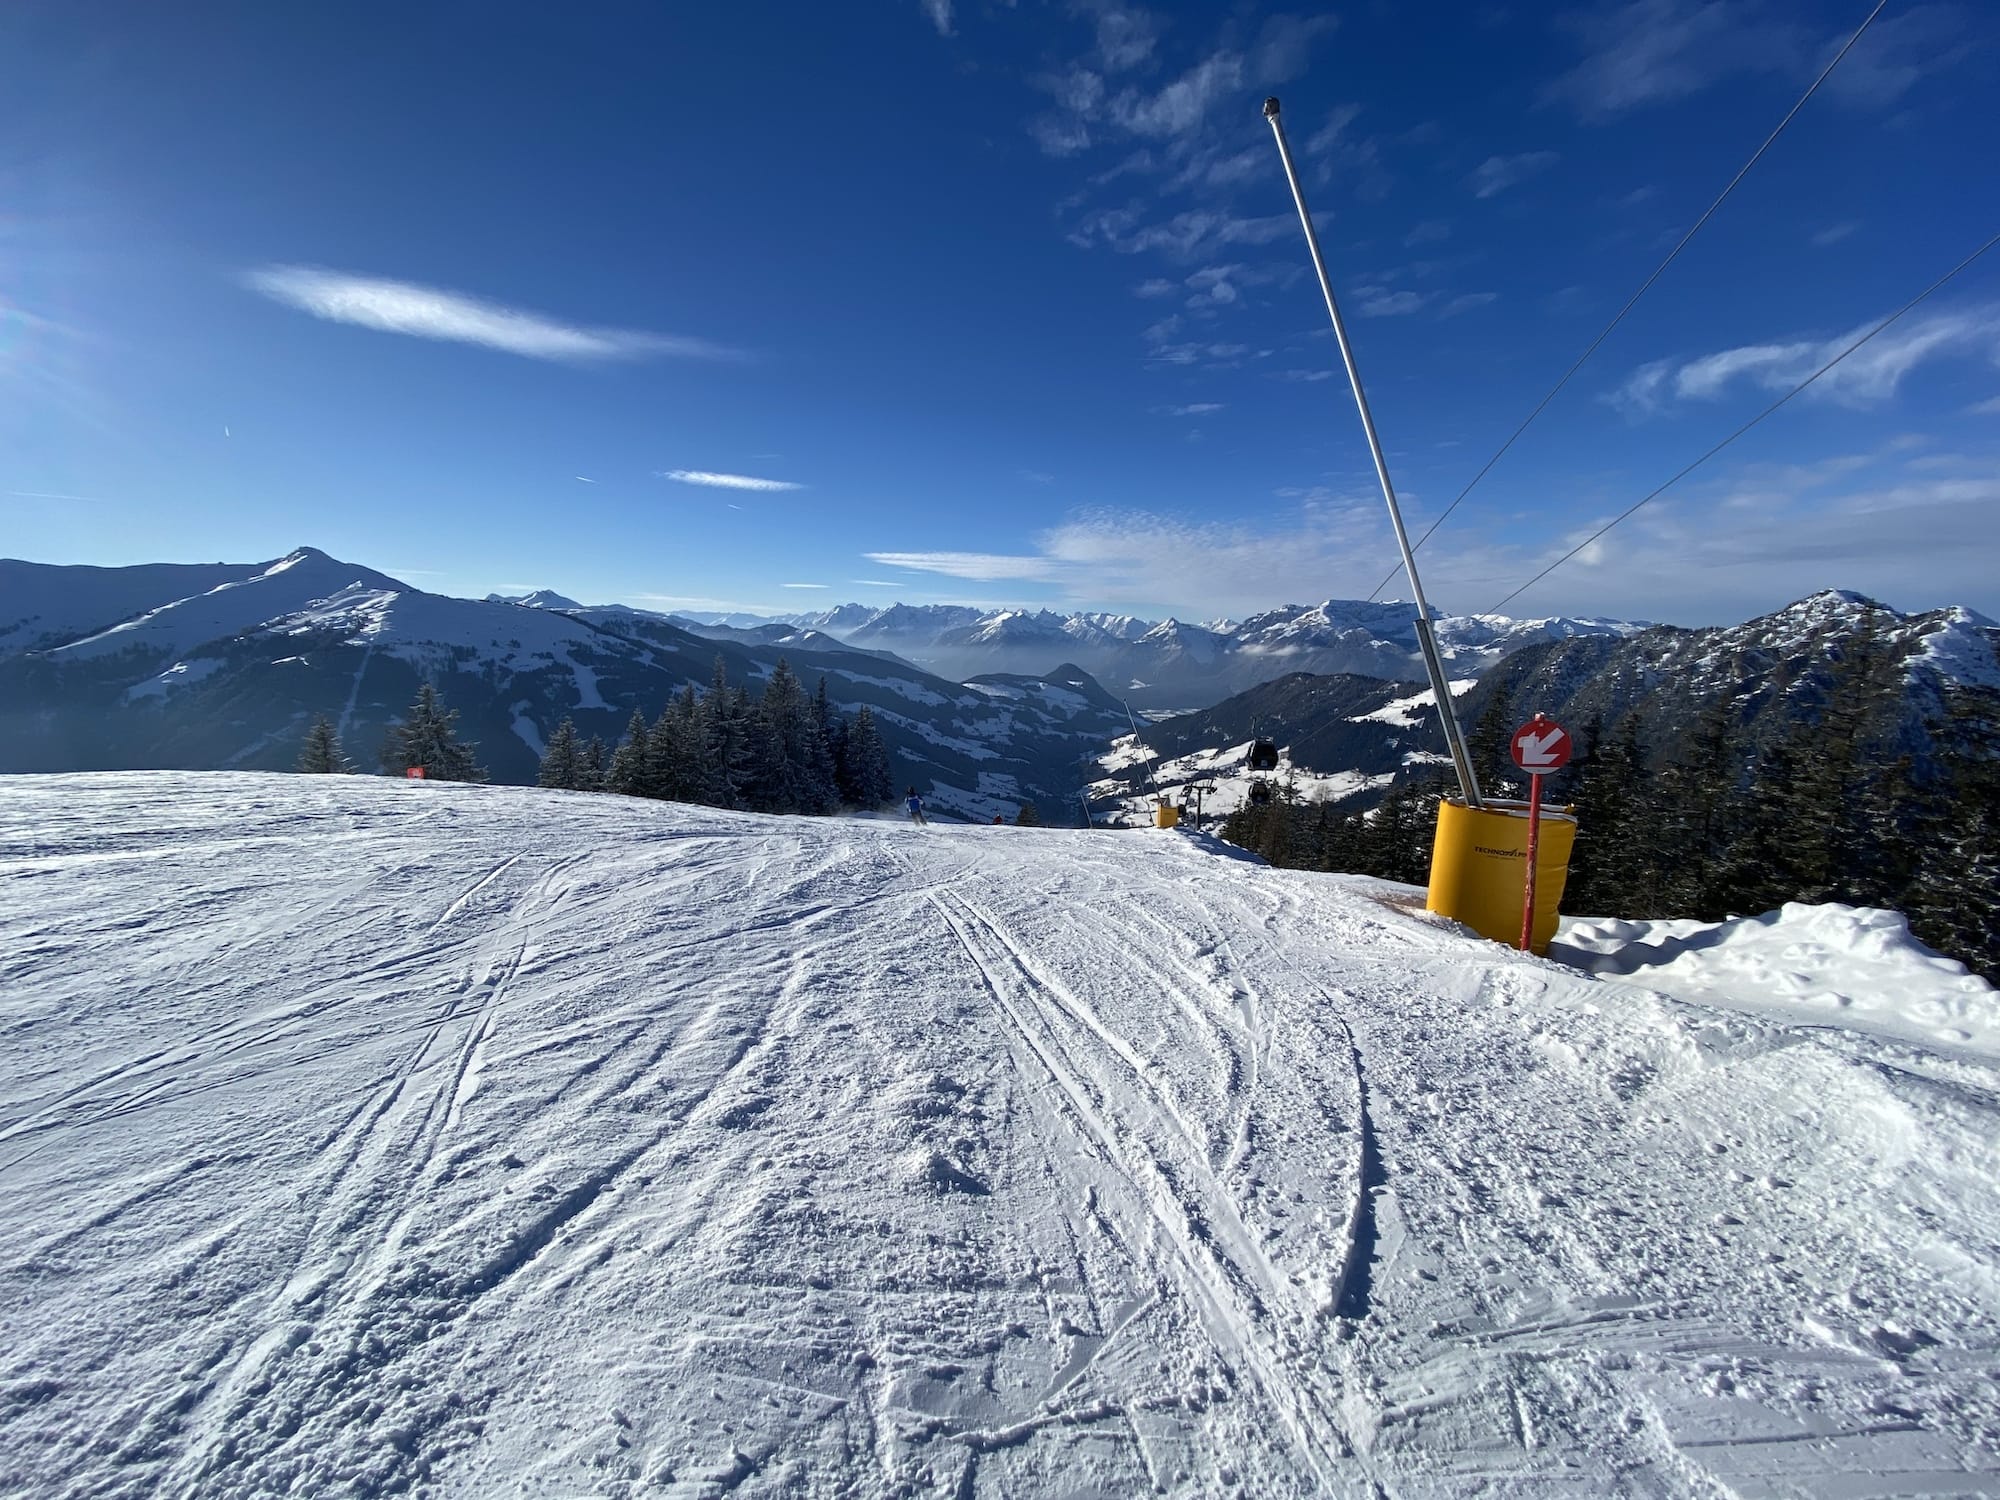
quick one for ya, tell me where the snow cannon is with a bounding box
[1427,798,1577,955]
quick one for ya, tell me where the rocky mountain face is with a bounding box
[0,550,1127,822]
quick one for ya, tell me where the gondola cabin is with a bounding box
[1248,738,1279,772]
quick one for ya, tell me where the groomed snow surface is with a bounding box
[3,774,1997,1498]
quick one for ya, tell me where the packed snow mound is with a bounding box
[4,774,1998,1498]
[1554,903,2000,1056]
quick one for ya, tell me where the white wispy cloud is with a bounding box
[1469,151,1559,199]
[574,476,598,483]
[855,440,2000,622]
[1608,303,2000,414]
[1544,0,1968,121]
[1544,0,1800,118]
[1969,396,2000,415]
[660,469,805,491]
[920,0,952,38]
[7,489,110,503]
[1355,287,1426,317]
[1404,219,1452,247]
[781,582,829,589]
[1069,207,1300,261]
[1167,402,1225,416]
[1440,292,1499,317]
[864,551,1061,582]
[1812,222,1859,247]
[242,266,737,363]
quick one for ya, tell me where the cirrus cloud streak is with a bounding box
[242,265,739,363]
[660,470,804,492]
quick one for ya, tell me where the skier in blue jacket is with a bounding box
[905,787,926,825]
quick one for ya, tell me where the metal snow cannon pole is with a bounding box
[1262,96,1484,812]
[1268,96,1575,948]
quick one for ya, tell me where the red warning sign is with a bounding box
[1510,715,1571,773]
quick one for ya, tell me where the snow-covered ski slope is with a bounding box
[4,774,1997,1498]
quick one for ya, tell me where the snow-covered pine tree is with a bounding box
[382,684,487,782]
[537,719,584,790]
[578,735,606,793]
[606,709,652,797]
[298,714,350,774]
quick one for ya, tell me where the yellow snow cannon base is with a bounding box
[1427,797,1577,955]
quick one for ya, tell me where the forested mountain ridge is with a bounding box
[0,549,1125,821]
[1458,588,1998,783]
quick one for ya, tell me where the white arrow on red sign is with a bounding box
[1510,715,1571,772]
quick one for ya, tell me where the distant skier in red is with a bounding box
[905,787,927,825]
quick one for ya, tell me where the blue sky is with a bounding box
[3,0,1996,627]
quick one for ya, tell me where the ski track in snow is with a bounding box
[1,772,1997,1498]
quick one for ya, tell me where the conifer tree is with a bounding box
[537,719,584,790]
[1655,685,1744,918]
[1468,680,1522,801]
[1906,686,2000,981]
[671,684,717,803]
[298,714,350,774]
[607,709,653,797]
[1565,715,1647,915]
[746,658,806,812]
[839,706,894,808]
[1014,802,1043,827]
[700,658,752,809]
[650,700,690,801]
[382,683,486,782]
[578,735,606,793]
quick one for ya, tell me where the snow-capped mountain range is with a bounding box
[0,549,1127,819]
[663,599,1645,709]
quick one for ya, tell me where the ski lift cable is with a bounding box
[1482,226,2000,617]
[1363,0,1891,605]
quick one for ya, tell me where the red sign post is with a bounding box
[1509,714,1572,951]
[405,766,426,780]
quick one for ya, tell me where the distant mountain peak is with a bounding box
[487,589,584,611]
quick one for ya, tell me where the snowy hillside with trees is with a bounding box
[4,773,1996,1497]
[0,550,1125,821]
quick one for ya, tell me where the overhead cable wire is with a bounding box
[1364,0,1891,602]
[1481,228,2000,617]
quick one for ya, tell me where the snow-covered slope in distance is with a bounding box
[4,773,1996,1497]
[49,548,411,665]
[0,557,265,658]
